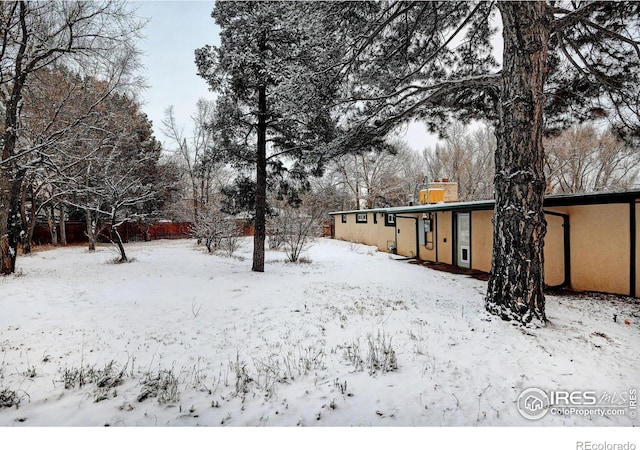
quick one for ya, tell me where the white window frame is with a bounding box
[385,213,396,226]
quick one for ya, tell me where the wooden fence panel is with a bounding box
[31,221,193,245]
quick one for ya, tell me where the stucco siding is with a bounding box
[564,204,630,295]
[419,213,437,262]
[471,210,493,273]
[543,211,566,287]
[334,212,395,252]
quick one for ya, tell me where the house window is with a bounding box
[356,213,368,224]
[373,213,378,224]
[341,214,347,223]
[385,213,396,227]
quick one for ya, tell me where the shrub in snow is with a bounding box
[62,361,127,402]
[247,345,326,397]
[340,333,398,375]
[107,256,136,265]
[342,341,364,372]
[268,197,322,263]
[367,331,398,374]
[0,388,20,408]
[62,361,126,390]
[230,355,252,396]
[138,368,179,404]
[193,206,242,256]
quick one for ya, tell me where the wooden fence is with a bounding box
[31,221,193,245]
[32,219,330,246]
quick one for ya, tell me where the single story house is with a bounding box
[330,186,640,298]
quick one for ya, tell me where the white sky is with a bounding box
[134,1,441,153]
[134,0,219,148]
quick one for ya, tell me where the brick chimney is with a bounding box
[427,180,459,203]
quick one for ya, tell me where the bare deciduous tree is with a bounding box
[422,122,495,201]
[0,0,145,274]
[192,198,241,256]
[268,194,323,263]
[545,124,640,194]
[330,140,423,209]
[161,99,225,226]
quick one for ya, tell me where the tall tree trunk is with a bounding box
[85,208,96,252]
[192,178,199,225]
[47,204,58,246]
[485,2,550,324]
[3,176,23,272]
[253,82,267,272]
[112,226,128,262]
[19,182,36,254]
[19,181,30,254]
[59,203,67,246]
[111,212,127,263]
[1,2,28,274]
[0,174,15,273]
[25,204,36,254]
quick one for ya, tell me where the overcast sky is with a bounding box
[134,0,436,153]
[135,1,218,149]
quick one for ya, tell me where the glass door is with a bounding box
[456,212,471,269]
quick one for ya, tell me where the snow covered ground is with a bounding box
[0,237,639,432]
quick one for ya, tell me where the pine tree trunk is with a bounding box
[485,2,550,324]
[252,83,267,273]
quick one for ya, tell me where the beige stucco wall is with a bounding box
[562,203,630,295]
[468,209,565,285]
[333,212,396,252]
[472,205,631,293]
[543,212,566,287]
[419,214,437,262]
[470,210,493,273]
[335,201,635,297]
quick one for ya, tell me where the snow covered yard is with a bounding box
[0,237,638,427]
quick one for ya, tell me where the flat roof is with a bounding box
[329,199,494,216]
[329,189,640,216]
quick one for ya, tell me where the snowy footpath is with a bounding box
[0,238,638,427]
